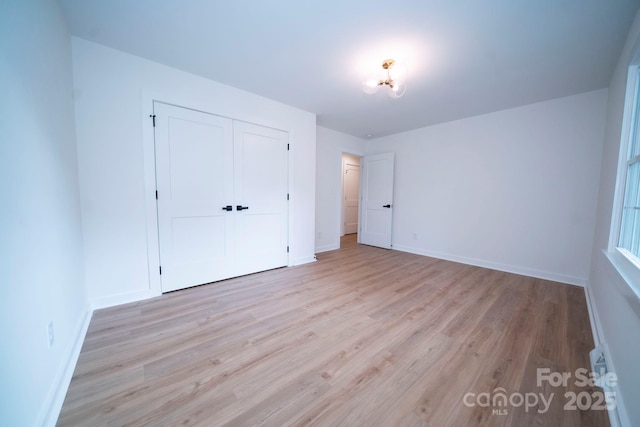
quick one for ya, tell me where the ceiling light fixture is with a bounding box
[362,59,407,98]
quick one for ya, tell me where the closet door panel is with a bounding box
[154,102,235,292]
[234,121,289,276]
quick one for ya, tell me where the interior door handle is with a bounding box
[222,205,233,211]
[382,204,391,208]
[236,205,249,211]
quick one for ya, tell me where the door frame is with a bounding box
[338,148,364,247]
[141,92,294,298]
[341,153,361,236]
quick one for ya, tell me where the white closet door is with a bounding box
[359,152,394,249]
[233,121,289,276]
[154,103,235,292]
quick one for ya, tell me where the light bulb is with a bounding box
[388,82,406,98]
[362,78,380,95]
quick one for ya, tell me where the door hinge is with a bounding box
[155,190,158,200]
[287,143,290,151]
[150,114,156,127]
[287,193,290,200]
[287,246,290,253]
[159,266,162,275]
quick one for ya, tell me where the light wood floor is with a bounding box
[58,235,608,426]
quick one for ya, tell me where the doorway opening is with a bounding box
[341,152,361,247]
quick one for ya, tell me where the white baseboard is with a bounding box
[315,243,339,253]
[584,283,630,427]
[90,289,158,310]
[584,284,603,347]
[392,244,586,286]
[38,305,93,427]
[292,255,317,266]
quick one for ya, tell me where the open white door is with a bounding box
[154,102,235,292]
[359,152,394,249]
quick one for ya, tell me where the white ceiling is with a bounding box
[58,0,639,138]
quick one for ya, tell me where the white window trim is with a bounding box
[608,60,640,302]
[605,249,640,301]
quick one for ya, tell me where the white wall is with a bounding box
[588,12,640,427]
[365,90,607,285]
[0,1,89,426]
[71,38,317,307]
[316,126,366,252]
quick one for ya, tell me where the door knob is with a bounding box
[382,204,391,208]
[236,205,249,211]
[221,205,233,211]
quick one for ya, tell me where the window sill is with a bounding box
[603,248,640,307]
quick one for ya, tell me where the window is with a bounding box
[609,64,640,295]
[618,69,640,262]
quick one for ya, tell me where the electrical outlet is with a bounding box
[48,322,54,348]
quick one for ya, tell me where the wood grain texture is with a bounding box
[58,235,608,426]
